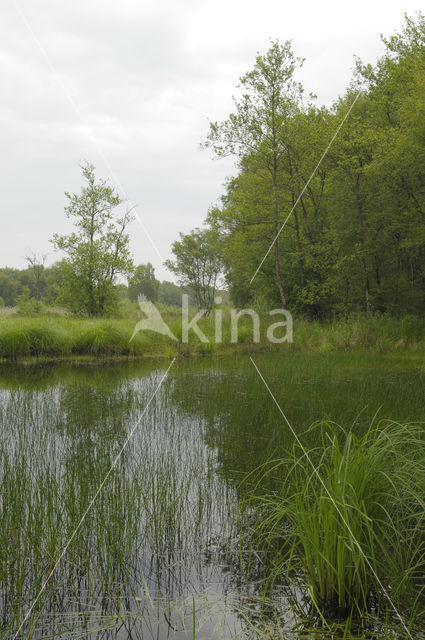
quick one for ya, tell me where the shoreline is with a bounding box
[0,314,424,362]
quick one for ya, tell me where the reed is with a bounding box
[0,374,238,638]
[1,354,424,637]
[0,314,424,360]
[248,420,425,621]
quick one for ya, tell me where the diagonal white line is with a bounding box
[10,0,164,263]
[11,358,176,640]
[249,356,413,638]
[250,90,361,284]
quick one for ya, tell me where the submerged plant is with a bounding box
[249,421,425,623]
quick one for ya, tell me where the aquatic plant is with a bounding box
[249,421,425,621]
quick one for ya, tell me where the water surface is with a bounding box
[0,352,424,638]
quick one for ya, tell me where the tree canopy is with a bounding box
[51,162,134,316]
[197,14,425,318]
[165,228,223,312]
[128,263,159,302]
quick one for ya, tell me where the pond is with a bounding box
[0,351,424,638]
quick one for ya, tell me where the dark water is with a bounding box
[0,352,424,639]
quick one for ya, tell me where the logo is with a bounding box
[130,294,293,344]
[130,296,178,342]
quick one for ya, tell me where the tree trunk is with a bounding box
[273,184,287,309]
[293,208,305,290]
[356,189,370,311]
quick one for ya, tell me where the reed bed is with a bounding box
[0,355,424,638]
[0,314,424,360]
[0,373,239,638]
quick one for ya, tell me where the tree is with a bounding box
[0,269,22,306]
[350,12,425,314]
[51,162,133,316]
[128,263,159,302]
[165,228,223,312]
[207,103,334,316]
[25,252,46,301]
[158,281,195,307]
[204,40,304,309]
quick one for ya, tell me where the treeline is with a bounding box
[0,262,192,312]
[3,15,424,320]
[181,13,425,318]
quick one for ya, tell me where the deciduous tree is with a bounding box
[128,263,159,302]
[204,40,304,309]
[165,228,222,312]
[51,162,133,316]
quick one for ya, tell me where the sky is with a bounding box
[0,0,422,281]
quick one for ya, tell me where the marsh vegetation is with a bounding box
[0,352,424,638]
[0,314,424,360]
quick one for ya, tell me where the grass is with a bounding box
[0,368,239,638]
[245,420,425,625]
[168,354,425,633]
[0,354,424,637]
[0,313,424,360]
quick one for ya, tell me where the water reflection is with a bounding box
[0,360,244,638]
[0,353,424,638]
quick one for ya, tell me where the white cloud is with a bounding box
[0,0,422,280]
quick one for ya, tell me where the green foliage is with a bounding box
[25,252,47,301]
[73,322,130,355]
[165,228,223,311]
[0,314,424,360]
[51,161,134,316]
[204,40,305,310]
[0,325,31,358]
[0,262,192,317]
[128,262,159,302]
[201,14,425,318]
[0,320,70,358]
[0,268,25,305]
[0,367,235,637]
[158,280,194,307]
[0,351,425,633]
[16,288,46,316]
[249,421,425,618]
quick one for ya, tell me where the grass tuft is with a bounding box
[248,420,425,620]
[72,322,130,355]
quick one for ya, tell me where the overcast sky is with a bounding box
[0,0,422,281]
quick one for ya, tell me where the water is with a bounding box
[0,352,424,638]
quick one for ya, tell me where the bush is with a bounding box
[26,325,70,356]
[15,289,46,316]
[0,321,70,358]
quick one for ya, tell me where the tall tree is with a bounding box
[165,228,222,312]
[206,103,333,315]
[51,162,133,316]
[353,12,425,313]
[204,40,304,309]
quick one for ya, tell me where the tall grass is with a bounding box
[247,421,425,623]
[1,355,424,637]
[0,314,424,360]
[0,373,239,638]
